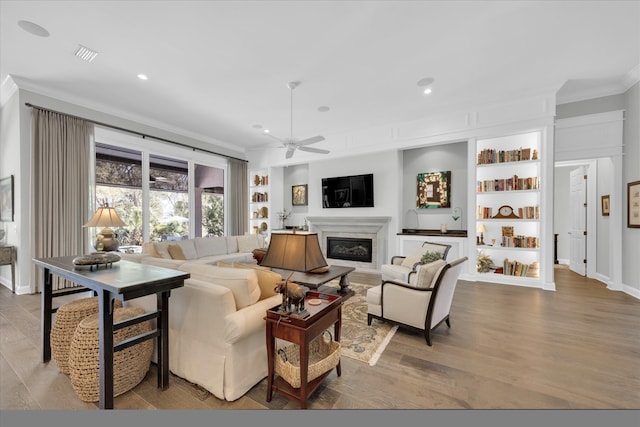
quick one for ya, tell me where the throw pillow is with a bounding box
[400,254,422,269]
[167,244,186,260]
[409,259,447,289]
[141,242,161,258]
[237,234,260,253]
[230,262,281,300]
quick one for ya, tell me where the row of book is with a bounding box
[476,205,540,219]
[477,147,535,165]
[477,175,540,192]
[501,235,539,248]
[251,192,269,203]
[502,259,539,277]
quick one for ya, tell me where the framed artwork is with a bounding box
[292,184,308,206]
[417,171,451,208]
[0,175,14,222]
[601,195,610,216]
[628,180,640,228]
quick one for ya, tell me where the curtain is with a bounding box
[227,158,248,236]
[31,109,93,291]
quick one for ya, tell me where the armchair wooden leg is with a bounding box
[445,316,450,328]
[367,314,372,326]
[424,330,432,346]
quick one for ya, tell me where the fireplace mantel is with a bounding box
[306,216,391,271]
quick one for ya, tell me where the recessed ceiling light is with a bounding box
[317,106,330,112]
[74,45,99,62]
[423,88,432,95]
[263,129,270,134]
[137,74,148,80]
[17,20,50,37]
[417,77,435,87]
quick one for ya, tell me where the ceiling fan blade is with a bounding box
[297,146,330,154]
[285,147,296,159]
[296,135,325,146]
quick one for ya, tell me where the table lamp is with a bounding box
[477,223,487,246]
[260,231,328,315]
[83,206,126,252]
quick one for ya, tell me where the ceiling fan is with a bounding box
[264,81,329,159]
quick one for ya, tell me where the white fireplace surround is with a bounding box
[306,216,391,272]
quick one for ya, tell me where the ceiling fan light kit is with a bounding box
[264,81,330,159]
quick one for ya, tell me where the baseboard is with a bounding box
[622,283,640,300]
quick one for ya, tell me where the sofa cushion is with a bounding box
[220,261,281,301]
[194,237,227,257]
[409,259,447,289]
[168,244,187,260]
[174,239,198,260]
[226,236,239,254]
[237,234,260,253]
[178,264,260,310]
[154,242,172,259]
[142,242,161,258]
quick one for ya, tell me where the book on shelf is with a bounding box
[477,175,540,192]
[477,147,534,165]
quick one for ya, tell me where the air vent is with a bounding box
[74,45,98,62]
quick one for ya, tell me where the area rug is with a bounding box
[322,280,398,366]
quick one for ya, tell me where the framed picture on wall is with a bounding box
[601,195,610,216]
[292,184,308,206]
[416,171,451,208]
[628,180,640,228]
[0,175,14,222]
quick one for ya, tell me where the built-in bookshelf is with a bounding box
[248,167,283,239]
[475,131,543,284]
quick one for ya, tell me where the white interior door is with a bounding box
[569,166,587,276]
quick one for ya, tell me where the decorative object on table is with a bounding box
[601,195,610,216]
[477,252,493,273]
[274,280,309,313]
[260,232,328,316]
[492,204,519,219]
[628,180,640,228]
[440,223,447,233]
[0,175,14,222]
[416,170,451,208]
[83,205,126,251]
[72,252,121,270]
[276,208,290,229]
[477,223,487,245]
[292,184,308,206]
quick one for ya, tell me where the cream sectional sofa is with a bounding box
[122,234,284,401]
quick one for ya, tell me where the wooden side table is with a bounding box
[0,245,16,293]
[265,291,342,409]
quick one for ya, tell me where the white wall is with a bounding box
[402,141,468,232]
[596,158,612,277]
[283,163,309,227]
[0,88,20,291]
[622,82,639,294]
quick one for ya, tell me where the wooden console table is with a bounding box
[32,256,189,409]
[265,291,342,409]
[0,245,16,293]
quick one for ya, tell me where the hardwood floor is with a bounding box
[1,266,639,420]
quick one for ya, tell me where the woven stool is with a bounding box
[50,297,122,374]
[68,306,153,402]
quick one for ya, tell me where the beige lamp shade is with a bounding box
[476,223,487,233]
[83,206,126,251]
[260,232,328,272]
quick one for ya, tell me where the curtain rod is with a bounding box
[24,102,248,163]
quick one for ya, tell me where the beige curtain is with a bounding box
[227,158,248,236]
[31,109,93,291]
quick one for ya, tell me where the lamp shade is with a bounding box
[476,223,487,233]
[260,232,328,273]
[83,207,126,228]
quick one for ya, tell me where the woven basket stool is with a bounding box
[50,297,123,374]
[68,306,153,402]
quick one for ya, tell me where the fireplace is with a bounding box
[327,237,373,263]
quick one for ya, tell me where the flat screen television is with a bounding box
[322,173,374,208]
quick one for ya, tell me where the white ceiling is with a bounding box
[1,1,638,157]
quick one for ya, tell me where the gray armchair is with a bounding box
[380,241,451,283]
[367,256,468,346]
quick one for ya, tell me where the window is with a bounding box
[149,155,189,242]
[95,144,143,246]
